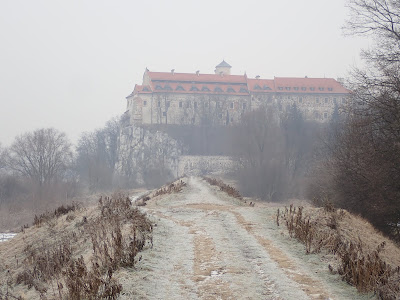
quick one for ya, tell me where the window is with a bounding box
[158,101,161,107]
[143,86,150,92]
[324,112,328,119]
[227,87,235,93]
[342,98,346,104]
[155,85,163,90]
[293,87,299,91]
[218,113,222,119]
[239,87,247,93]
[301,87,307,91]
[328,87,333,91]
[263,85,272,90]
[214,86,223,92]
[166,101,170,108]
[230,102,234,109]
[325,98,329,104]
[176,85,185,91]
[285,87,291,91]
[333,98,337,104]
[310,87,315,91]
[163,112,167,116]
[201,86,210,92]
[316,97,320,104]
[299,97,303,103]
[242,103,247,109]
[254,84,262,90]
[319,87,324,91]
[164,85,172,91]
[216,101,220,108]
[194,102,197,109]
[205,102,209,107]
[278,87,284,90]
[179,101,183,108]
[190,86,199,91]
[143,100,147,106]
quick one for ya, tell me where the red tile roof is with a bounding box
[149,82,249,95]
[247,79,275,92]
[274,77,350,94]
[147,71,247,84]
[130,71,350,96]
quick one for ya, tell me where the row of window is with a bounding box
[154,84,248,93]
[147,100,248,110]
[277,95,347,104]
[277,86,334,92]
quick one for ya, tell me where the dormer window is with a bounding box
[293,87,299,91]
[201,86,210,92]
[176,85,185,91]
[328,87,333,91]
[278,87,284,90]
[164,85,172,91]
[285,87,291,91]
[239,87,247,93]
[190,86,199,91]
[301,87,307,91]
[263,85,271,90]
[254,84,262,90]
[319,87,324,91]
[214,86,223,92]
[227,87,235,93]
[143,86,150,92]
[310,87,315,91]
[155,85,163,90]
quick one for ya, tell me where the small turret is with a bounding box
[215,60,231,76]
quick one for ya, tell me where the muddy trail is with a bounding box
[118,177,367,300]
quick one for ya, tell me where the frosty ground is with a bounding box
[116,177,370,300]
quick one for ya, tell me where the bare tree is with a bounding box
[310,0,400,239]
[6,128,72,186]
[76,116,121,191]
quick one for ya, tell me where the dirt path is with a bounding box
[117,177,369,300]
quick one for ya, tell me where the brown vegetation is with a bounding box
[0,193,153,299]
[203,177,243,201]
[278,204,400,299]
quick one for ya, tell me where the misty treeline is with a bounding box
[0,118,126,229]
[309,0,400,241]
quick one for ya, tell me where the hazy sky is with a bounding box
[0,0,369,146]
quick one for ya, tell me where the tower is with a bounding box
[214,60,232,76]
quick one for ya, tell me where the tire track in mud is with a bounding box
[139,177,332,299]
[231,211,331,300]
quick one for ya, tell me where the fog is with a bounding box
[0,0,368,145]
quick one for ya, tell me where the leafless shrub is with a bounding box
[33,202,80,227]
[278,205,400,298]
[63,256,122,300]
[153,180,186,197]
[15,193,152,299]
[203,177,243,201]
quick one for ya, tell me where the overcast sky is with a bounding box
[0,0,369,146]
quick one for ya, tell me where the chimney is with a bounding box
[196,70,200,76]
[256,75,260,80]
[171,69,175,75]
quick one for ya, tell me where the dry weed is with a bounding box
[203,177,244,201]
[12,193,152,299]
[278,204,400,298]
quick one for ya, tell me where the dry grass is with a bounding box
[0,192,153,299]
[203,177,245,202]
[278,204,400,299]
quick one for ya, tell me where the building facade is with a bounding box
[126,61,350,125]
